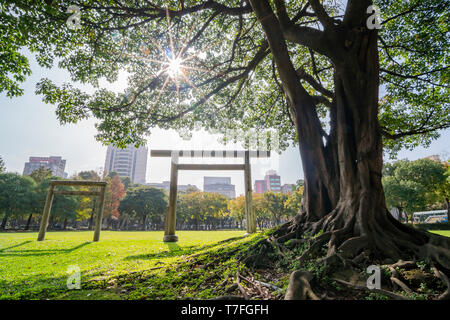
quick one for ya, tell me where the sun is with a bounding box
[166,56,183,79]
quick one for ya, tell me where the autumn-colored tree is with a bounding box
[103,174,125,229]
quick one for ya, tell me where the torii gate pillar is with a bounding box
[164,152,179,242]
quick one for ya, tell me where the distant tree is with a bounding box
[295,179,305,189]
[0,156,5,173]
[202,192,228,230]
[28,167,52,183]
[433,163,450,221]
[285,186,304,218]
[383,177,426,221]
[0,173,36,229]
[106,171,118,179]
[78,170,101,181]
[263,191,288,226]
[120,176,132,191]
[252,193,270,230]
[180,185,200,195]
[176,191,207,230]
[24,169,53,230]
[103,174,125,229]
[119,186,167,230]
[383,159,448,221]
[228,195,246,230]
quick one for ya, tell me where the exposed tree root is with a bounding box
[386,264,412,294]
[236,266,250,300]
[284,271,320,300]
[332,278,409,300]
[241,199,450,300]
[432,264,450,300]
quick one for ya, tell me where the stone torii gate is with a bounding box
[37,180,107,242]
[151,150,270,242]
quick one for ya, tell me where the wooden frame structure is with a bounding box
[37,180,107,242]
[151,150,270,242]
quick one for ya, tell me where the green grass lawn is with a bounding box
[1,229,448,300]
[432,230,450,237]
[0,230,248,299]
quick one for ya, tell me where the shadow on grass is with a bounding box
[124,235,246,261]
[0,271,119,300]
[0,242,92,257]
[0,241,32,252]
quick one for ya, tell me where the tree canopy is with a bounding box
[0,0,446,154]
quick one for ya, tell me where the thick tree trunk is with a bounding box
[249,0,450,271]
[293,103,340,222]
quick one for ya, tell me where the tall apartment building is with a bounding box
[203,176,236,199]
[254,180,267,194]
[254,170,282,193]
[264,170,281,193]
[23,156,66,178]
[104,144,148,184]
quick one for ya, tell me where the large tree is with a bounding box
[4,0,450,294]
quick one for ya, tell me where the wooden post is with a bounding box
[164,152,179,242]
[244,151,256,234]
[37,184,55,241]
[93,185,106,242]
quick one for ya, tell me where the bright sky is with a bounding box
[1,53,449,196]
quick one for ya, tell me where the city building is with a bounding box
[254,180,267,194]
[104,144,148,184]
[264,170,281,193]
[203,176,236,199]
[281,183,295,194]
[23,156,67,178]
[425,155,441,162]
[147,181,198,193]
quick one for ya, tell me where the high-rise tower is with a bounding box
[104,144,148,184]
